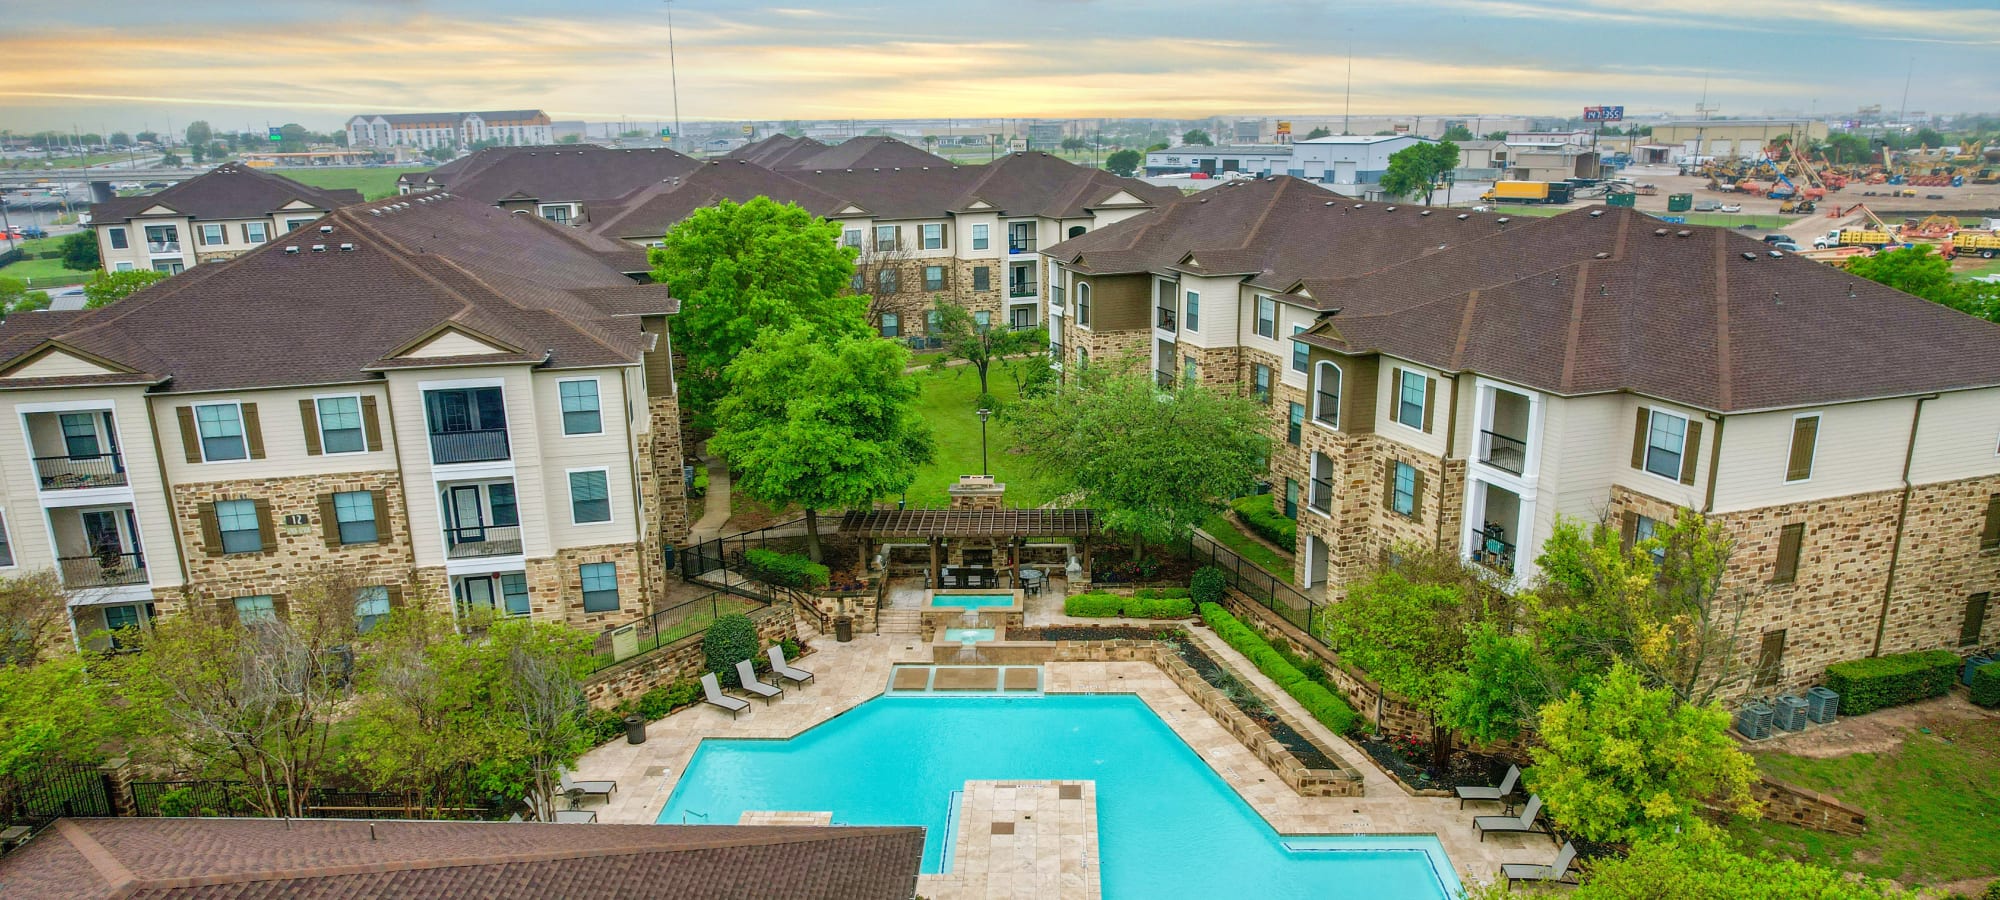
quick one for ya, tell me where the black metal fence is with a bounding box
[129,780,503,820]
[588,591,771,673]
[1,760,114,831]
[679,518,807,581]
[1177,529,1326,640]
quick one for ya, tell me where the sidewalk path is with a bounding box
[688,457,732,542]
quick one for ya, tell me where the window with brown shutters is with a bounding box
[1773,522,1805,584]
[253,498,276,552]
[1786,415,1819,482]
[1963,592,1990,647]
[241,403,265,460]
[1754,629,1786,688]
[1620,511,1640,550]
[300,399,323,455]
[360,395,384,451]
[1982,494,2000,550]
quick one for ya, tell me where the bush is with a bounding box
[1229,494,1298,548]
[1127,596,1195,618]
[582,707,627,745]
[1191,566,1228,605]
[1971,661,2000,709]
[635,679,703,720]
[742,548,829,591]
[1985,880,2000,900]
[1200,602,1358,734]
[1064,593,1125,617]
[1133,587,1192,599]
[701,613,761,686]
[1823,649,1960,715]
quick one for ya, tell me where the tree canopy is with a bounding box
[1303,126,1332,140]
[1378,140,1460,205]
[60,231,99,271]
[708,327,935,561]
[1006,369,1269,552]
[84,268,169,308]
[1105,148,1142,177]
[1440,124,1474,142]
[927,295,1045,403]
[1846,245,1999,323]
[648,196,870,430]
[0,277,51,318]
[1181,129,1213,146]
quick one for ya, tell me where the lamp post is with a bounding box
[976,407,993,476]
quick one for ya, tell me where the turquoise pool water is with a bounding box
[927,593,1014,608]
[660,694,1458,899]
[941,627,996,642]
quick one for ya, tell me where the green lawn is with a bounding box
[1959,257,2000,282]
[903,363,1064,507]
[279,167,428,201]
[2,237,92,288]
[1200,511,1294,583]
[1729,714,2000,887]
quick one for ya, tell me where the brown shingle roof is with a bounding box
[89,164,363,224]
[405,145,701,205]
[0,194,673,394]
[725,134,832,168]
[0,817,923,900]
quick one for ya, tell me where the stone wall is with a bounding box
[1748,777,1868,836]
[1220,590,1432,736]
[1067,327,1147,374]
[1291,427,1458,595]
[166,470,420,613]
[1878,473,2000,654]
[582,602,796,710]
[551,543,652,630]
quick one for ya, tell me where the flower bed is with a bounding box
[1350,732,1512,792]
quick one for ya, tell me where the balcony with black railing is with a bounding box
[146,240,180,255]
[1156,307,1177,331]
[58,551,147,588]
[1008,236,1037,254]
[1472,525,1517,576]
[1309,478,1333,514]
[430,428,510,465]
[1009,280,1038,298]
[1478,430,1528,475]
[444,524,523,560]
[35,452,127,490]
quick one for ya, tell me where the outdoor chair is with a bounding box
[1501,841,1580,890]
[735,660,784,704]
[1474,794,1556,844]
[552,809,598,824]
[1455,764,1521,809]
[559,769,617,802]
[767,645,815,687]
[701,672,749,718]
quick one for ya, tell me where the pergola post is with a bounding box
[1081,537,1093,581]
[929,538,942,588]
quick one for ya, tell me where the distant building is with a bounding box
[345,110,555,150]
[87,163,363,274]
[1143,134,1436,199]
[1649,118,1829,160]
[1503,131,1594,149]
[1027,122,1067,147]
[1232,120,1263,143]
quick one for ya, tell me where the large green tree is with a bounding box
[0,277,51,318]
[1846,245,1999,322]
[0,654,120,810]
[1303,126,1332,140]
[1440,124,1475,142]
[60,231,99,271]
[83,268,169,308]
[1530,663,1758,843]
[1104,148,1142,177]
[1462,829,1912,900]
[648,196,870,429]
[345,606,494,817]
[1181,129,1213,146]
[928,295,1045,401]
[1378,140,1461,205]
[708,327,935,561]
[1007,369,1269,556]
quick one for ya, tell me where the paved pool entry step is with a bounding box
[888,664,1042,694]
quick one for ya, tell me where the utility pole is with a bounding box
[664,0,684,153]
[1342,35,1354,136]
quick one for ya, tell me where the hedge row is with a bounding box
[1229,494,1297,549]
[1064,591,1195,619]
[743,548,830,591]
[1823,649,1960,715]
[1200,602,1358,735]
[1972,661,2000,709]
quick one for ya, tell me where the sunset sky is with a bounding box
[2,0,1995,133]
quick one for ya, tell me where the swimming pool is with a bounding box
[941,627,996,642]
[927,593,1014,608]
[660,694,1458,899]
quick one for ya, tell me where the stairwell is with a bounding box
[877,608,924,635]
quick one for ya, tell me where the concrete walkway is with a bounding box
[687,457,732,542]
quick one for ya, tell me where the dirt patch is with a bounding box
[1748,694,1997,760]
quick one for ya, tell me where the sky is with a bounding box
[1,0,1996,134]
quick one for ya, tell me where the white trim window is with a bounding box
[568,469,612,524]
[1314,361,1342,429]
[842,228,863,248]
[1291,325,1308,372]
[921,223,944,250]
[558,379,603,435]
[216,500,262,554]
[355,585,390,633]
[315,395,366,454]
[538,204,572,224]
[200,223,226,246]
[874,225,898,251]
[579,562,620,613]
[194,403,248,462]
[234,594,277,624]
[1184,291,1199,332]
[1645,410,1688,481]
[1391,462,1417,516]
[1255,296,1276,338]
[0,511,13,568]
[1396,370,1427,430]
[971,224,989,250]
[333,490,379,544]
[243,222,268,244]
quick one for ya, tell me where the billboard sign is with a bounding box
[1275,121,1292,136]
[1583,106,1625,122]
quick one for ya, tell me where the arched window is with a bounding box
[1076,282,1091,326]
[1313,361,1342,428]
[1068,225,1086,238]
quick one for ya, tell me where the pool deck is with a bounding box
[570,619,1548,895]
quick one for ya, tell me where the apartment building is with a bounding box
[346,110,555,150]
[1043,176,2000,697]
[0,194,687,642]
[1143,135,1434,198]
[87,164,363,274]
[394,145,701,226]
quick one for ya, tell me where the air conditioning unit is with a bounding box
[1963,654,1994,686]
[1772,695,1810,732]
[1805,686,1839,724]
[1735,700,1774,740]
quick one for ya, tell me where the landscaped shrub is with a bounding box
[635,679,703,720]
[1971,661,2000,709]
[1064,593,1125,617]
[1822,649,1961,715]
[1200,602,1358,735]
[1132,587,1192,600]
[1229,494,1297,548]
[701,613,761,686]
[1127,596,1195,619]
[1190,566,1228,605]
[742,548,830,590]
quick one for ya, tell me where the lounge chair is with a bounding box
[1456,764,1521,809]
[1474,794,1556,844]
[736,660,784,703]
[1502,841,1579,890]
[559,769,617,801]
[701,672,749,718]
[767,646,815,687]
[553,809,597,824]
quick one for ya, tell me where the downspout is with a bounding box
[1701,413,1725,513]
[141,396,193,588]
[1435,375,1461,548]
[1872,393,1936,656]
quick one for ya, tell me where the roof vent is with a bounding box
[310,244,326,253]
[1594,251,1610,259]
[283,246,299,254]
[1768,250,1783,258]
[1353,203,1365,209]
[1496,217,1511,225]
[1588,210,1604,217]
[1325,201,1335,206]
[1419,210,1432,216]
[1385,205,1397,212]
[1456,213,1470,220]
[339,242,355,252]
[319,225,334,233]
[370,209,382,217]
[1741,251,1757,261]
[1676,230,1692,238]
[1654,228,1668,236]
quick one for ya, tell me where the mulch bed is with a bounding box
[1029,626,1174,642]
[1352,733,1513,792]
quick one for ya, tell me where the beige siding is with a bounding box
[531,369,640,550]
[406,330,506,358]
[153,385,399,486]
[1908,388,2000,486]
[0,387,183,588]
[385,366,551,565]
[1712,400,1914,513]
[5,351,122,380]
[1373,357,1450,459]
[1173,275,1237,350]
[1606,396,1709,509]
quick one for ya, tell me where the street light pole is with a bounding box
[976,407,993,476]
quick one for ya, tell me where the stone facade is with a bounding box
[166,470,419,613]
[1292,425,1456,595]
[1746,776,1869,836]
[1877,473,2000,655]
[581,603,796,709]
[550,543,653,630]
[858,258,1011,333]
[1065,326,1147,374]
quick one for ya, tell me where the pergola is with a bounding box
[837,508,1098,586]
